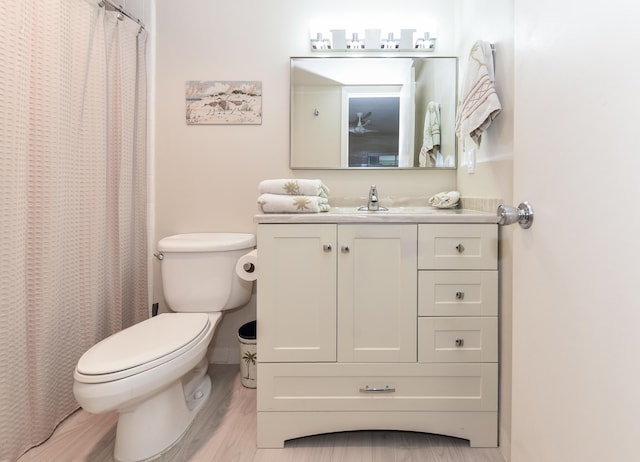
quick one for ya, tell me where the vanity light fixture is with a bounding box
[415,32,437,50]
[311,33,332,50]
[309,28,436,51]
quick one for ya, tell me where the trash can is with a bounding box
[238,321,257,388]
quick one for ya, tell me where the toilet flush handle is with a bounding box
[153,252,164,260]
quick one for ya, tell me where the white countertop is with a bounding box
[255,206,499,224]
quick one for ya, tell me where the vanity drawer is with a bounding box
[258,362,497,412]
[418,271,498,316]
[418,224,497,270]
[418,317,498,363]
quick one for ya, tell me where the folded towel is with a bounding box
[257,193,330,213]
[419,101,441,167]
[258,179,330,198]
[428,191,460,209]
[455,41,501,146]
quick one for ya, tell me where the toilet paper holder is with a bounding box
[243,262,255,273]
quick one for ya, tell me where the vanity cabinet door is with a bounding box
[337,224,417,363]
[257,224,337,362]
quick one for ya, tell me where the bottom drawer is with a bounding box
[257,362,497,412]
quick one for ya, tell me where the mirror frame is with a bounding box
[290,55,458,170]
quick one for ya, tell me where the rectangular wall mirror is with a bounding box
[290,56,457,169]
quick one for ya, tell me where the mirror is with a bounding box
[290,56,457,169]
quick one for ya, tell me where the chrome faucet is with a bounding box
[367,185,379,211]
[358,185,387,211]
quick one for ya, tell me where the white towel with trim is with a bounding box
[258,179,330,198]
[455,41,501,146]
[257,193,330,213]
[419,101,441,167]
[428,191,460,209]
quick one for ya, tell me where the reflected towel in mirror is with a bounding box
[419,101,441,167]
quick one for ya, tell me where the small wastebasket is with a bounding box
[238,320,257,388]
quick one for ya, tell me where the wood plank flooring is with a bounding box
[18,365,506,462]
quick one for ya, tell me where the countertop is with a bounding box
[254,206,499,224]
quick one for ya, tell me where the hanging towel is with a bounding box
[258,179,330,198]
[257,193,330,213]
[419,101,441,167]
[455,41,501,146]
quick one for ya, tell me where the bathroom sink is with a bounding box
[330,206,442,214]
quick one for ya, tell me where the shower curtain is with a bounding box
[0,1,148,460]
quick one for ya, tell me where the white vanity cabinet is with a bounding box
[257,223,416,364]
[256,218,499,449]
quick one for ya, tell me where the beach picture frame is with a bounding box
[185,80,262,125]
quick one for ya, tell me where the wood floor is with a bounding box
[18,365,506,462]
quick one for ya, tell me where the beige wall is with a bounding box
[153,6,515,454]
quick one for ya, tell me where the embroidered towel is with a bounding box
[258,179,330,198]
[455,41,501,146]
[257,193,330,213]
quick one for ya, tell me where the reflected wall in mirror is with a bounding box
[290,56,457,169]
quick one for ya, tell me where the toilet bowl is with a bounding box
[73,233,256,462]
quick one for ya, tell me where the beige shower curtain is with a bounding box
[0,1,148,460]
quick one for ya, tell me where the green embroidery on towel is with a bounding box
[293,197,311,210]
[283,180,300,195]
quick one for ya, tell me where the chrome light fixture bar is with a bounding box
[310,29,436,51]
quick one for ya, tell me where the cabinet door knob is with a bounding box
[323,244,332,252]
[455,243,464,253]
[341,245,350,253]
[455,337,464,347]
[455,291,464,300]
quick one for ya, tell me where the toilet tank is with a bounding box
[157,233,256,313]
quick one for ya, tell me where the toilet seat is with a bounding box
[75,313,213,384]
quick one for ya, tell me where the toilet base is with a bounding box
[113,362,212,462]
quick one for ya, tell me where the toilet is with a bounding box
[73,233,256,462]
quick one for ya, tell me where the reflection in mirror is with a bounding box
[290,56,457,169]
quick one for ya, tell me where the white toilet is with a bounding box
[73,233,256,462]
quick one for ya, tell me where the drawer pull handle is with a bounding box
[455,243,464,253]
[360,385,395,393]
[323,244,332,252]
[455,337,464,347]
[455,291,464,300]
[341,245,350,253]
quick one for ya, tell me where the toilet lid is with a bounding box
[158,233,256,252]
[76,313,210,377]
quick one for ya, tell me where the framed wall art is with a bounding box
[186,80,262,125]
